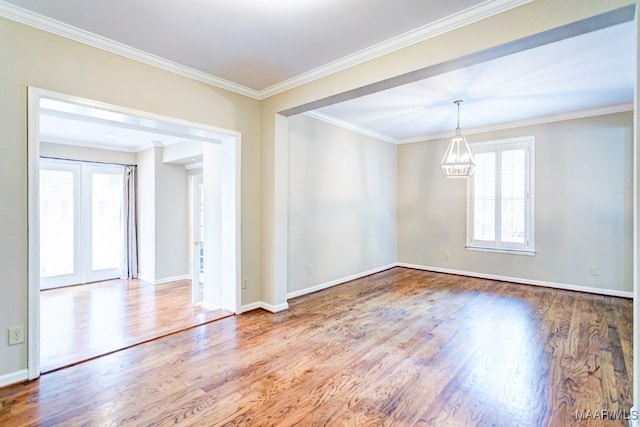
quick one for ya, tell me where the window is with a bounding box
[467,136,535,254]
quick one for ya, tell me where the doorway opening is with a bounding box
[28,88,242,378]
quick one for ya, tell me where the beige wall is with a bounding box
[0,16,262,377]
[397,112,633,292]
[288,114,397,293]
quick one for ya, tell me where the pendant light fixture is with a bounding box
[440,100,475,178]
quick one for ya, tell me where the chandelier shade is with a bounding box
[441,100,475,178]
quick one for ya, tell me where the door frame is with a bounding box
[27,87,242,379]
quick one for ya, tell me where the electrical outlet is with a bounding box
[242,277,248,289]
[8,326,24,346]
[307,265,312,275]
[590,266,599,276]
[444,252,450,261]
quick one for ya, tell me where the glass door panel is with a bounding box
[39,166,80,288]
[39,159,124,289]
[91,172,123,272]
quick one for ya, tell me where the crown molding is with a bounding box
[0,0,532,101]
[259,0,533,99]
[304,111,399,144]
[398,102,635,144]
[0,1,261,100]
[304,103,634,146]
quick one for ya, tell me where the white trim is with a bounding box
[0,369,28,388]
[399,103,634,144]
[27,87,41,380]
[153,274,191,285]
[239,301,290,314]
[397,263,634,299]
[466,136,535,253]
[238,302,264,314]
[28,87,243,378]
[0,0,531,100]
[466,246,536,256]
[287,264,396,299]
[0,1,260,100]
[260,0,533,98]
[303,111,399,144]
[272,115,290,310]
[262,302,290,313]
[630,407,638,427]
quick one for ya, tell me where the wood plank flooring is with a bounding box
[40,278,232,372]
[3,267,633,426]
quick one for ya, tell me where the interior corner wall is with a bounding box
[397,112,634,293]
[154,159,189,281]
[287,114,397,294]
[136,147,189,283]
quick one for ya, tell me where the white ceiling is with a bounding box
[313,21,635,143]
[39,98,221,153]
[39,114,188,152]
[1,0,491,92]
[9,1,634,149]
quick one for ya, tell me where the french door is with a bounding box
[40,158,123,289]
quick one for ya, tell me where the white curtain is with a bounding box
[121,165,138,279]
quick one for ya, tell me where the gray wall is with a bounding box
[397,112,633,293]
[154,160,189,280]
[288,114,397,294]
[136,147,189,283]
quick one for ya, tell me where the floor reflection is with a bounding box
[40,278,232,372]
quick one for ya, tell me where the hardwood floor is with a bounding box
[40,278,232,372]
[3,267,632,426]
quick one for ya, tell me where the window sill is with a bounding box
[465,246,536,256]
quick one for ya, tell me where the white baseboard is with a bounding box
[0,369,28,388]
[137,274,190,285]
[397,263,634,299]
[239,302,263,313]
[239,301,289,313]
[239,262,631,316]
[287,263,396,299]
[153,274,191,285]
